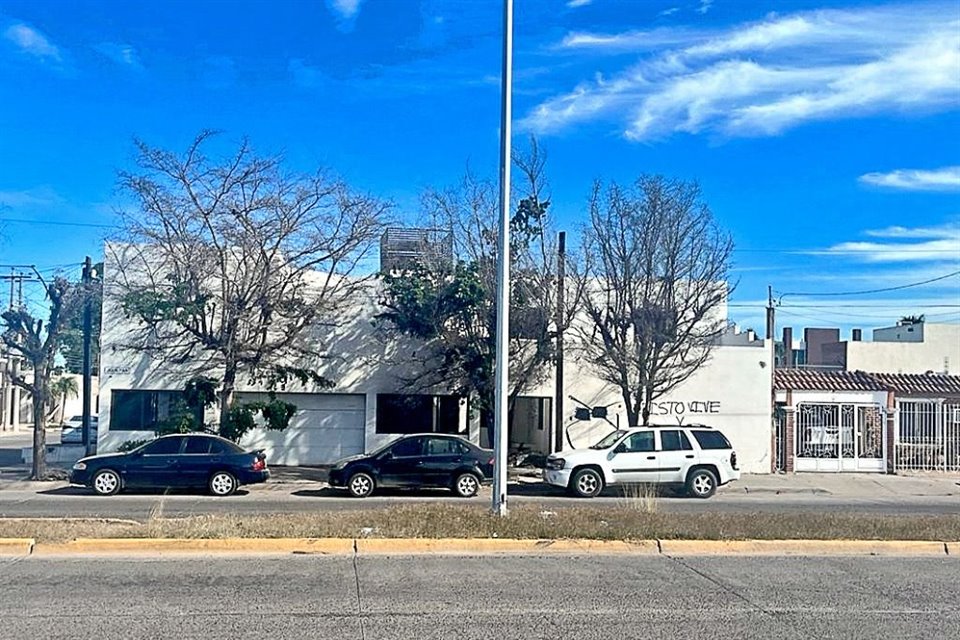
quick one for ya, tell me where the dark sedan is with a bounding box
[70,433,269,497]
[328,434,494,498]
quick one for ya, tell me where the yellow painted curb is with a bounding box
[0,538,34,556]
[946,542,960,556]
[659,539,949,556]
[32,538,355,556]
[356,538,659,555]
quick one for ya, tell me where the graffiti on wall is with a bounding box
[648,400,721,416]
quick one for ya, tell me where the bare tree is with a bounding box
[1,277,73,479]
[111,131,389,428]
[378,139,583,443]
[576,175,734,427]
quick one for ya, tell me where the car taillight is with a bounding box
[487,458,495,466]
[730,452,738,470]
[252,459,266,471]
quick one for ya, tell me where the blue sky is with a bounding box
[1,0,958,337]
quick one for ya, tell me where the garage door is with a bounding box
[237,393,366,466]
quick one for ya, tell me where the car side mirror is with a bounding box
[380,451,393,461]
[613,443,627,454]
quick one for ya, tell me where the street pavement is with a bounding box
[3,429,959,518]
[1,554,957,639]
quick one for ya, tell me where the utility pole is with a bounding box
[766,285,775,342]
[491,0,513,517]
[554,231,566,454]
[81,257,94,456]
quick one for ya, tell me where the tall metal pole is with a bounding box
[81,257,94,456]
[554,231,566,454]
[491,0,513,517]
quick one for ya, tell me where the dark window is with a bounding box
[661,430,693,451]
[184,437,212,455]
[691,430,732,450]
[390,437,424,458]
[141,437,184,456]
[622,431,655,453]
[110,390,198,432]
[376,394,464,434]
[425,437,461,456]
[210,438,243,455]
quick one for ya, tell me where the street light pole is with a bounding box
[492,0,513,517]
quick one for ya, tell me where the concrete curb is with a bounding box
[32,538,354,556]
[0,538,34,556]
[658,539,950,556]
[356,538,659,555]
[3,537,958,557]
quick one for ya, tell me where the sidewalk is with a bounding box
[734,472,960,498]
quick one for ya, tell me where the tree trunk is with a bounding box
[218,363,237,433]
[31,385,47,480]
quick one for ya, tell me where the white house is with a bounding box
[97,246,774,472]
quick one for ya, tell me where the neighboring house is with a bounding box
[97,246,775,472]
[773,369,960,474]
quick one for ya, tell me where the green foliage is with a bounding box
[155,399,200,435]
[58,263,102,375]
[249,366,334,392]
[184,376,219,410]
[218,393,298,443]
[117,438,151,453]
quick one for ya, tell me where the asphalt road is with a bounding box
[2,554,958,639]
[2,483,960,518]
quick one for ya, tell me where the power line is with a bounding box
[0,217,118,229]
[777,270,960,299]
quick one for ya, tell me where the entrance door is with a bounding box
[795,403,885,472]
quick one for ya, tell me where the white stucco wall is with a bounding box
[845,324,959,375]
[98,244,774,471]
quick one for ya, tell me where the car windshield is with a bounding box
[589,430,629,450]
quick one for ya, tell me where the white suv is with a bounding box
[544,425,740,499]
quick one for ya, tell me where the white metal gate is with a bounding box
[894,400,960,472]
[795,403,885,472]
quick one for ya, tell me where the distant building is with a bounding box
[777,320,959,375]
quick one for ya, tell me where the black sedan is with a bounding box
[328,434,494,498]
[70,433,269,497]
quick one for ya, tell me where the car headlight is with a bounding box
[545,457,565,470]
[72,462,87,471]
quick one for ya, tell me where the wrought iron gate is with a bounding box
[795,402,885,472]
[894,401,960,472]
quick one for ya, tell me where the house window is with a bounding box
[376,394,464,434]
[109,390,193,432]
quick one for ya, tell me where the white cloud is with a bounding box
[859,167,960,191]
[567,0,593,7]
[659,8,680,17]
[95,43,142,70]
[560,27,700,51]
[698,0,714,14]
[326,0,364,25]
[523,3,960,140]
[3,23,61,62]
[818,223,960,263]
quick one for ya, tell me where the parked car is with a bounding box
[543,425,740,498]
[70,433,269,497]
[328,434,494,498]
[60,416,98,445]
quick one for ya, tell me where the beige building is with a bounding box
[821,321,959,375]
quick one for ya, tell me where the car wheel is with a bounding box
[92,469,121,496]
[209,471,237,497]
[452,473,480,498]
[348,472,375,498]
[686,468,718,499]
[570,468,603,498]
